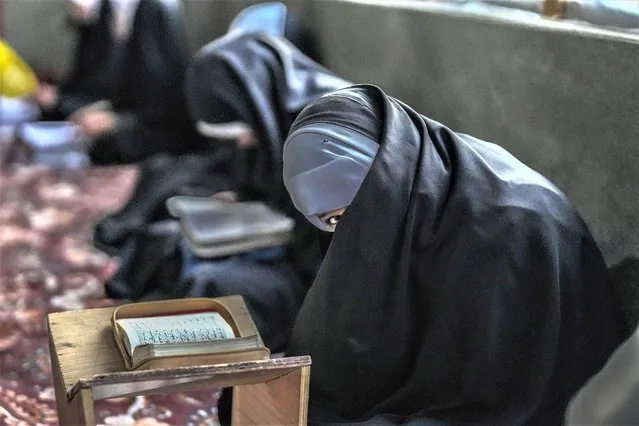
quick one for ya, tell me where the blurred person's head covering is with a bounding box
[185,32,350,201]
[187,55,254,141]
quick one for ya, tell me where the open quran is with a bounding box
[112,296,270,370]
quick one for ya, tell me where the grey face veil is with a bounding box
[283,88,383,230]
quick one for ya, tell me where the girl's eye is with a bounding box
[327,215,341,226]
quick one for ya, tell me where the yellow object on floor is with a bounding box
[0,39,38,98]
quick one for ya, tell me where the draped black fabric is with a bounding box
[566,258,639,425]
[286,85,629,425]
[47,0,116,119]
[185,31,350,205]
[88,0,203,164]
[609,257,639,332]
[281,10,319,63]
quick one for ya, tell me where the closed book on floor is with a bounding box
[112,296,270,370]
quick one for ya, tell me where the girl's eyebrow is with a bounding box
[318,212,332,221]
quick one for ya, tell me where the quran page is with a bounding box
[117,312,236,354]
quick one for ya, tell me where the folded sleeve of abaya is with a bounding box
[285,85,629,425]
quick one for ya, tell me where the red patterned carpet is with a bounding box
[0,165,221,426]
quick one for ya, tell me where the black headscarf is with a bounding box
[185,31,351,204]
[285,85,629,425]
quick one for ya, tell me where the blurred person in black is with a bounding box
[37,0,202,164]
[92,1,324,254]
[102,32,350,356]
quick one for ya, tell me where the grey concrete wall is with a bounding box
[3,0,75,75]
[181,0,313,53]
[308,1,639,264]
[3,0,638,263]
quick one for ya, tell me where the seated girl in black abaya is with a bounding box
[103,31,350,354]
[161,32,352,351]
[37,0,201,164]
[91,1,324,252]
[281,85,630,425]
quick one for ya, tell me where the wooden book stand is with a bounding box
[47,306,310,425]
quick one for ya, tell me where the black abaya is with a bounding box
[286,85,629,425]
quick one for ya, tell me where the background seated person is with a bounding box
[37,0,203,165]
[102,32,351,356]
